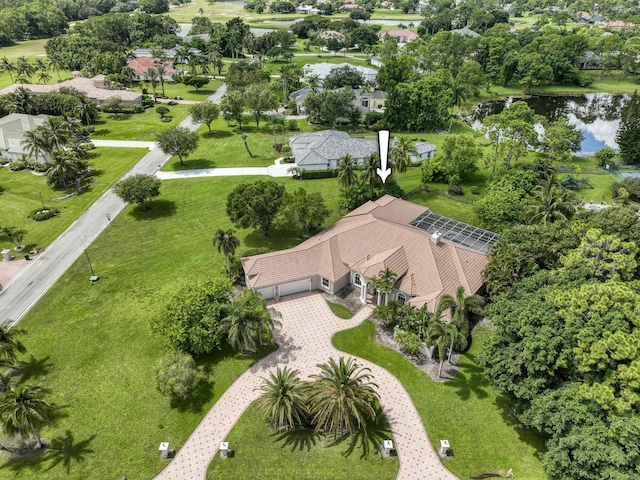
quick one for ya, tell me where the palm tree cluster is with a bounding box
[526,175,575,225]
[335,138,418,212]
[255,357,379,438]
[0,326,57,451]
[374,285,484,378]
[0,56,52,85]
[21,117,92,189]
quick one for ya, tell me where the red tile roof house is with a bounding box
[381,29,419,45]
[242,195,496,310]
[127,57,177,82]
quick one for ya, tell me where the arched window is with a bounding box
[354,273,362,286]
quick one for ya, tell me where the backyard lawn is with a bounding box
[128,79,224,101]
[333,322,548,480]
[0,175,345,479]
[206,403,398,480]
[0,147,146,251]
[91,105,191,141]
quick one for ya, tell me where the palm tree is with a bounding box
[120,66,136,88]
[0,325,26,363]
[436,286,484,342]
[307,357,379,438]
[0,57,15,84]
[212,228,240,277]
[240,133,253,157]
[155,65,167,97]
[371,268,397,306]
[10,87,33,114]
[336,154,357,190]
[72,98,98,125]
[47,51,63,81]
[307,74,321,92]
[223,297,258,354]
[448,81,468,133]
[43,117,72,149]
[15,57,34,82]
[390,137,418,179]
[37,70,51,85]
[1,227,26,249]
[21,128,50,163]
[144,67,159,100]
[46,150,82,189]
[360,153,379,200]
[0,384,56,449]
[255,367,308,430]
[527,176,575,225]
[427,318,457,378]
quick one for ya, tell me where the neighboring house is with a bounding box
[380,29,419,45]
[289,87,386,114]
[133,46,202,63]
[318,30,347,42]
[296,5,320,13]
[579,51,603,70]
[0,113,51,163]
[370,55,384,67]
[242,195,496,309]
[339,2,360,10]
[0,75,142,106]
[450,27,481,37]
[127,57,177,81]
[604,20,635,29]
[288,129,435,171]
[303,62,378,82]
[182,33,211,42]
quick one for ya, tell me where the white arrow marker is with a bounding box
[376,129,391,183]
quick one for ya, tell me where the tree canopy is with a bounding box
[113,174,161,211]
[226,180,285,236]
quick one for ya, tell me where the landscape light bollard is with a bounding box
[38,191,45,210]
[438,439,451,459]
[219,441,233,459]
[159,442,170,460]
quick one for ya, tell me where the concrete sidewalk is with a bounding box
[155,161,293,180]
[92,140,156,149]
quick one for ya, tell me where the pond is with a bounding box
[466,93,629,154]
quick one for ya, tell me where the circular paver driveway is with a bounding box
[155,292,457,480]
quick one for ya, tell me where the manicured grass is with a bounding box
[326,301,354,319]
[333,321,548,480]
[0,147,145,251]
[263,55,374,74]
[0,39,49,60]
[91,105,191,141]
[129,79,224,101]
[206,403,398,480]
[2,174,348,479]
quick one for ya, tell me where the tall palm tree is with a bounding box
[0,385,56,449]
[10,87,33,114]
[448,81,468,133]
[73,98,98,125]
[46,150,81,189]
[212,228,240,277]
[21,128,50,163]
[223,298,258,354]
[436,286,484,342]
[144,67,160,100]
[427,318,457,378]
[255,367,308,430]
[307,357,379,438]
[0,57,15,83]
[47,51,63,81]
[43,117,72,149]
[390,137,418,179]
[0,325,26,363]
[240,133,253,157]
[37,70,51,85]
[360,153,379,200]
[15,57,34,82]
[336,154,357,190]
[155,65,167,97]
[527,176,575,225]
[307,74,321,92]
[34,58,48,73]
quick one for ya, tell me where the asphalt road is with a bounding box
[0,115,200,325]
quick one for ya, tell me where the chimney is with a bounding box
[431,231,442,245]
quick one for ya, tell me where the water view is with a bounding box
[466,93,629,154]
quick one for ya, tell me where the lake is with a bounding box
[466,93,629,154]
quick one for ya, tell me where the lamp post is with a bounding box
[38,192,45,210]
[84,249,96,277]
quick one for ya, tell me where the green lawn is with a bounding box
[129,79,224,101]
[333,322,548,480]
[0,174,347,479]
[326,301,354,319]
[0,147,145,251]
[0,39,49,60]
[91,105,191,141]
[206,403,398,480]
[263,55,374,74]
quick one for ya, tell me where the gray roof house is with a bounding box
[289,130,436,171]
[289,87,386,115]
[0,113,52,163]
[303,62,378,83]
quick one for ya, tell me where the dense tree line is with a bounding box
[0,0,67,42]
[479,203,640,479]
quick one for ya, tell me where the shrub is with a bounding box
[242,246,271,256]
[447,184,463,195]
[0,157,10,165]
[28,161,49,172]
[154,351,205,400]
[613,177,640,202]
[287,119,299,131]
[9,160,26,171]
[28,207,59,221]
[420,158,448,183]
[167,100,178,106]
[383,180,405,198]
[395,330,421,355]
[132,104,144,113]
[470,185,480,195]
[301,169,338,179]
[273,143,283,153]
[282,145,291,157]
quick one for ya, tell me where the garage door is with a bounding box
[278,279,311,297]
[257,286,275,300]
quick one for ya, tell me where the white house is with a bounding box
[296,5,320,14]
[303,62,378,83]
[289,87,386,115]
[0,113,52,163]
[289,130,436,171]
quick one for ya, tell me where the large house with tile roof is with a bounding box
[242,195,496,310]
[289,130,435,171]
[0,113,52,163]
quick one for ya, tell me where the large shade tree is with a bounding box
[156,126,199,167]
[226,180,285,236]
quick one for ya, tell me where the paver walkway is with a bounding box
[155,293,457,480]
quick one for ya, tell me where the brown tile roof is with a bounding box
[127,57,177,76]
[242,195,489,311]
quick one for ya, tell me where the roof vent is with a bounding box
[431,231,442,245]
